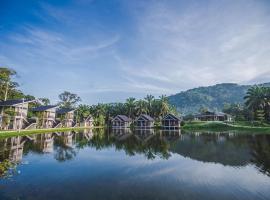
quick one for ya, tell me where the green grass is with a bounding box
[182,121,270,133]
[0,127,95,139]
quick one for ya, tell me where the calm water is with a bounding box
[0,129,270,200]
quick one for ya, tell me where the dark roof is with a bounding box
[56,108,76,114]
[136,114,154,121]
[163,113,181,121]
[32,105,58,112]
[113,115,131,122]
[0,99,35,106]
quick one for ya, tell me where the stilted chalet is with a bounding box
[162,113,181,130]
[0,99,36,130]
[111,115,132,128]
[194,111,232,122]
[56,108,76,128]
[134,114,154,129]
[81,115,94,128]
[32,105,58,128]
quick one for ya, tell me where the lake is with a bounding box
[0,129,270,200]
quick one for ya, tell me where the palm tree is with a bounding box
[125,97,136,118]
[136,99,147,115]
[159,95,170,117]
[244,86,265,121]
[144,94,154,115]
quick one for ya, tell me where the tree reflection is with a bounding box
[250,135,270,176]
[54,132,77,162]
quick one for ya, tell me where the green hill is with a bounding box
[168,83,270,114]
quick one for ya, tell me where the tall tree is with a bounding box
[0,67,19,101]
[144,94,154,115]
[244,86,265,121]
[125,97,136,118]
[58,91,81,108]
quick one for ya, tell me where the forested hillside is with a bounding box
[168,83,270,114]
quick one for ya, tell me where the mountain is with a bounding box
[168,82,270,115]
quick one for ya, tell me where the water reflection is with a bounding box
[0,129,270,177]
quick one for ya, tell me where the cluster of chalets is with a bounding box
[0,99,93,131]
[111,113,182,130]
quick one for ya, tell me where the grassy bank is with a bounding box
[182,121,270,133]
[0,127,94,139]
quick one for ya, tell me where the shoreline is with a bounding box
[0,121,270,139]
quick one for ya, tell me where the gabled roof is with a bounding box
[32,105,58,112]
[163,113,181,121]
[0,99,35,107]
[56,108,76,114]
[136,114,154,122]
[112,115,131,122]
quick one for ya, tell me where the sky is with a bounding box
[1,0,270,104]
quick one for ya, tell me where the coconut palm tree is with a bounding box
[144,94,154,115]
[159,95,170,117]
[135,99,147,116]
[244,86,266,121]
[125,97,136,118]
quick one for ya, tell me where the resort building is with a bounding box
[56,108,76,128]
[81,115,94,128]
[194,111,232,122]
[0,99,35,130]
[162,113,181,130]
[134,114,154,129]
[111,115,132,128]
[32,105,58,128]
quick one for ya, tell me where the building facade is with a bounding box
[134,114,154,129]
[111,115,132,128]
[162,113,181,129]
[32,105,58,128]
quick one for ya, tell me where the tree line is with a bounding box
[223,85,270,123]
[76,95,177,126]
[0,67,176,125]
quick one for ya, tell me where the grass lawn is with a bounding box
[0,127,95,139]
[182,121,270,133]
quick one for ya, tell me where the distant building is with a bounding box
[56,108,76,127]
[32,105,58,128]
[194,111,232,121]
[162,113,181,129]
[111,115,132,128]
[0,99,35,130]
[134,114,154,129]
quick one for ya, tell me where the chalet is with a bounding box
[134,114,154,129]
[81,115,94,128]
[194,111,232,122]
[162,113,181,130]
[111,115,132,128]
[0,99,35,130]
[56,108,76,127]
[32,105,58,128]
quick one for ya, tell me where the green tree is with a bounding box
[0,67,19,100]
[125,97,136,118]
[58,91,81,108]
[244,86,266,121]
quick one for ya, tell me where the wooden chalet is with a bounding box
[32,105,58,128]
[56,108,76,128]
[0,99,36,130]
[162,113,181,130]
[134,114,154,129]
[111,115,132,128]
[81,115,94,128]
[194,111,232,122]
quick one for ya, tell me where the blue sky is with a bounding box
[1,0,270,104]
